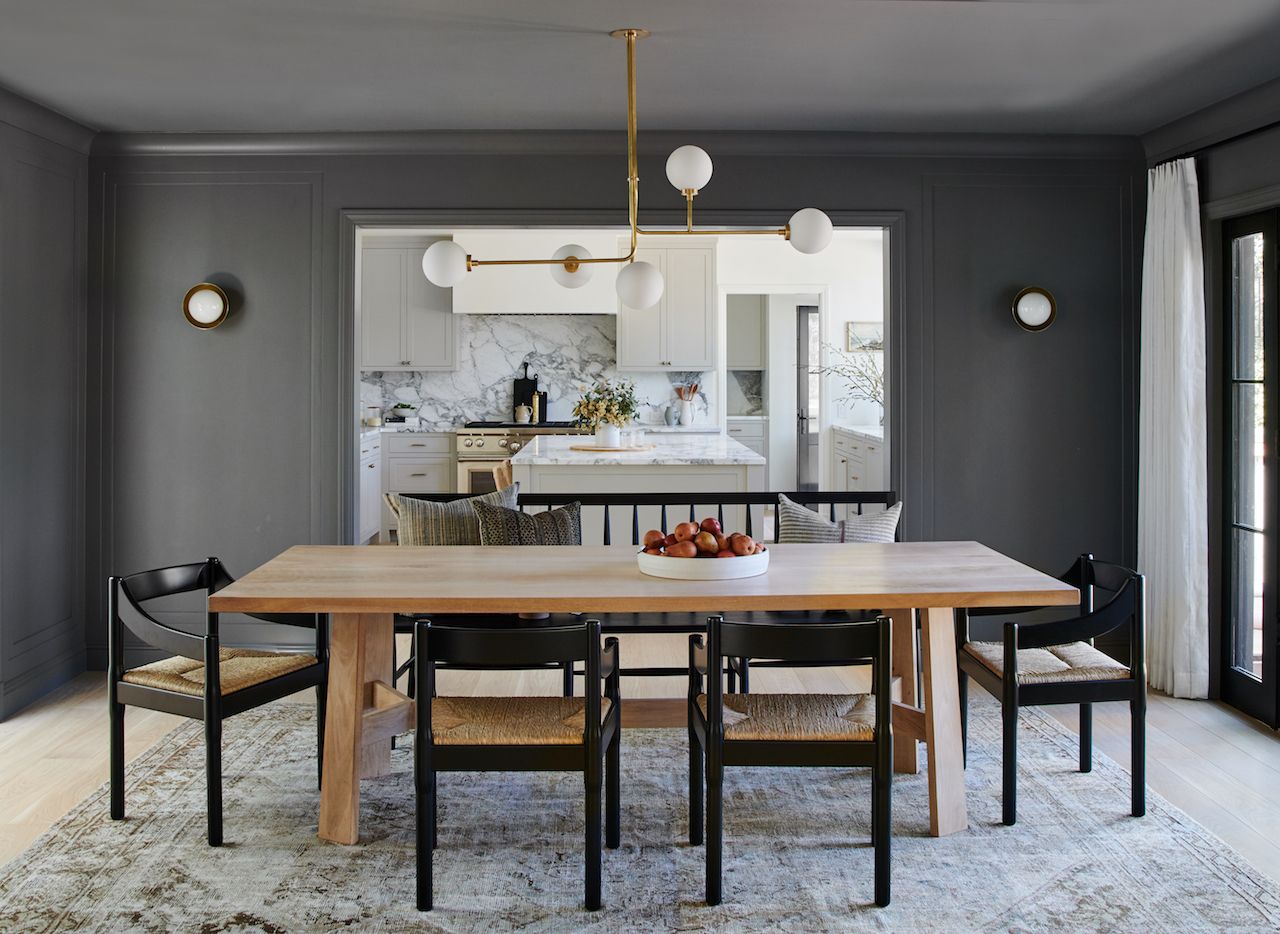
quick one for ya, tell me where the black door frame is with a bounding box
[1220,208,1279,726]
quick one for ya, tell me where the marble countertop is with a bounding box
[510,432,766,466]
[832,423,884,442]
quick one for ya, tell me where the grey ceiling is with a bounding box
[4,0,1280,135]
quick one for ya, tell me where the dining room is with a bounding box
[3,2,1280,931]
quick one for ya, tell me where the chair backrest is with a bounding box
[1017,560,1144,652]
[401,489,899,545]
[422,620,599,668]
[712,618,883,664]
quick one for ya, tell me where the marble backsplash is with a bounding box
[361,314,715,431]
[727,370,764,416]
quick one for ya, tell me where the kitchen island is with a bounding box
[509,432,767,545]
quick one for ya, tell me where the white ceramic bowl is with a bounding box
[636,548,769,580]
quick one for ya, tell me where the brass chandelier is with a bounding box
[420,28,834,308]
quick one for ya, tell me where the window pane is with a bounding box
[1231,529,1265,680]
[1233,382,1265,529]
[1233,232,1265,381]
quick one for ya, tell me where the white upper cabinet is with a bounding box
[726,294,766,369]
[360,236,456,371]
[452,230,621,314]
[617,241,716,371]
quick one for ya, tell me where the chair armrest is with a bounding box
[688,634,708,676]
[600,637,619,679]
[1015,578,1137,650]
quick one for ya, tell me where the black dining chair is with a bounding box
[689,614,893,908]
[108,557,328,846]
[956,554,1145,825]
[413,618,621,911]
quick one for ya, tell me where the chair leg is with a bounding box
[1079,703,1093,773]
[585,769,602,911]
[109,697,125,820]
[316,684,327,790]
[205,716,223,846]
[431,773,439,849]
[1002,702,1017,827]
[873,761,891,907]
[705,744,723,906]
[606,728,621,849]
[417,767,434,910]
[688,720,704,846]
[958,668,969,769]
[1131,696,1146,817]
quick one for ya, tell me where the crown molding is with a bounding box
[90,128,1142,161]
[0,84,96,154]
[1143,76,1280,164]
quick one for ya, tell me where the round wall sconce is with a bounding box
[183,282,230,329]
[1012,286,1056,332]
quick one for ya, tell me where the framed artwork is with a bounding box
[845,321,884,353]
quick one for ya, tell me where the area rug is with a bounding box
[1,694,1278,933]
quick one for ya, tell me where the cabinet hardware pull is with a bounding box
[411,443,425,447]
[410,472,426,477]
[367,463,376,469]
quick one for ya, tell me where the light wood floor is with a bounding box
[2,633,1279,887]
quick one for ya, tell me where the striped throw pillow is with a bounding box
[776,494,902,544]
[385,484,519,546]
[474,501,583,546]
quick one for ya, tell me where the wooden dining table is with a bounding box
[208,540,1077,845]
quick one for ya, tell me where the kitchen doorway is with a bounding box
[796,304,821,491]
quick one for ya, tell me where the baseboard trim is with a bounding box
[0,646,86,720]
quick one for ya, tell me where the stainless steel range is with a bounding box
[456,421,588,494]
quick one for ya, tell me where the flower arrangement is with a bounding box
[572,379,638,431]
[815,341,885,421]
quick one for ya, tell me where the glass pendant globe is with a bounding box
[788,208,834,254]
[186,288,225,325]
[550,243,594,289]
[615,260,664,309]
[666,145,714,192]
[421,240,469,287]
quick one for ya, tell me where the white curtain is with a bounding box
[1139,157,1209,698]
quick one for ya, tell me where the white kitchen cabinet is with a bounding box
[727,294,766,369]
[358,433,382,544]
[727,417,769,459]
[831,426,887,519]
[381,432,454,541]
[617,242,716,371]
[452,230,620,314]
[359,237,456,371]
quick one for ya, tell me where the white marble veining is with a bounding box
[832,423,884,442]
[510,433,765,467]
[361,314,715,431]
[727,369,765,416]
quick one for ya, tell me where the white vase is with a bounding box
[678,400,694,426]
[595,423,621,447]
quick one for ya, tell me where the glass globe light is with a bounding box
[186,288,226,325]
[421,240,469,287]
[788,208,834,254]
[615,260,664,309]
[1013,287,1056,331]
[550,243,594,289]
[665,145,713,192]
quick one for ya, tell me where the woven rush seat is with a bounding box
[431,696,612,746]
[964,640,1129,685]
[121,649,319,697]
[697,692,876,742]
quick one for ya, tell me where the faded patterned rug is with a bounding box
[1,694,1278,933]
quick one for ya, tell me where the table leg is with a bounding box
[919,606,968,836]
[889,609,919,774]
[319,612,401,844]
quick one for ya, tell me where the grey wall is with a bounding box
[85,130,1143,661]
[0,88,92,717]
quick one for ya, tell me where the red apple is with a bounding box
[714,533,729,553]
[666,540,698,558]
[693,530,718,554]
[642,546,664,556]
[674,521,699,542]
[662,533,678,548]
[643,529,665,549]
[700,517,722,535]
[716,549,736,558]
[731,535,755,556]
[752,541,766,555]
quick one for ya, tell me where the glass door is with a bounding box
[1223,210,1278,726]
[796,305,821,491]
